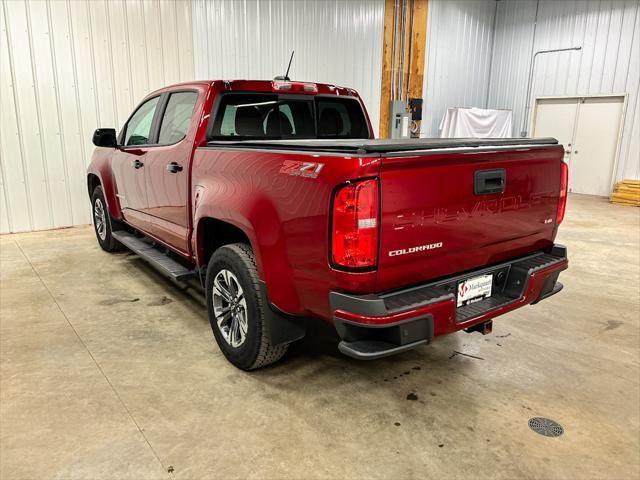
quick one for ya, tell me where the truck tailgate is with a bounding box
[376,145,564,292]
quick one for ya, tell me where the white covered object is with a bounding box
[439,107,513,138]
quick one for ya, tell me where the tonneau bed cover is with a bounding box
[205,137,559,155]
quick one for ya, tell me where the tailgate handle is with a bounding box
[474,168,505,195]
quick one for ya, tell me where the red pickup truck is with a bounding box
[87,79,568,370]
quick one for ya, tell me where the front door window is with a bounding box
[123,96,160,146]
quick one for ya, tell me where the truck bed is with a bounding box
[205,137,558,154]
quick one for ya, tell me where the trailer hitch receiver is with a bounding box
[465,320,493,335]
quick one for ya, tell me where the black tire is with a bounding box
[205,243,288,370]
[91,185,124,252]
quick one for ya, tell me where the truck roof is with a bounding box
[149,79,358,97]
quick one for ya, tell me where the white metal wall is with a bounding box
[421,0,498,138]
[0,0,194,233]
[191,0,385,137]
[4,0,638,234]
[488,0,640,181]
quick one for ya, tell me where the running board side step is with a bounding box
[112,231,197,282]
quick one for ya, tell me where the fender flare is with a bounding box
[191,186,300,310]
[193,214,306,346]
[87,168,122,221]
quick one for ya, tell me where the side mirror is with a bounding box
[93,128,117,148]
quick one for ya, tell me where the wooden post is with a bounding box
[378,0,429,138]
[378,0,396,139]
[408,0,428,100]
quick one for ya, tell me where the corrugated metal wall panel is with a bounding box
[0,0,194,233]
[191,0,385,137]
[487,0,537,134]
[488,0,640,181]
[421,0,498,138]
[3,0,637,234]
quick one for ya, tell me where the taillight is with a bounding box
[556,161,569,225]
[331,179,379,269]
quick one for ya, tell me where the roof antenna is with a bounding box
[274,51,294,81]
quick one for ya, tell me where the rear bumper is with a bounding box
[331,245,568,360]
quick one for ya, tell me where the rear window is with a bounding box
[209,93,369,140]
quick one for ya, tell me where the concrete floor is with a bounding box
[1,194,638,480]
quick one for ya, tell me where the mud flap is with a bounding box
[259,281,306,346]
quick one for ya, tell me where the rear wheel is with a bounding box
[91,185,124,252]
[206,243,288,370]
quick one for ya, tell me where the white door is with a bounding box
[533,98,578,167]
[532,96,624,196]
[570,97,624,196]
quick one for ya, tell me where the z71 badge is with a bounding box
[280,160,324,179]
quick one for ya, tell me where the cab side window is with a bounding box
[158,92,199,145]
[123,96,160,146]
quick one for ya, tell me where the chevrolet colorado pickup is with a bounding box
[88,79,569,370]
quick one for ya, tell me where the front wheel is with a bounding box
[91,185,123,252]
[205,243,288,370]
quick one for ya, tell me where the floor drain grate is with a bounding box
[528,417,564,437]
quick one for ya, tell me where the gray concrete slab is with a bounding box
[1,194,638,480]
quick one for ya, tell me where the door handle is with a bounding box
[132,159,144,169]
[166,162,183,173]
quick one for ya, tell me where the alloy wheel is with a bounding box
[212,269,248,348]
[94,198,107,241]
